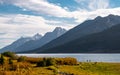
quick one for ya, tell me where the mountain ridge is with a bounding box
[0,27,67,53]
[30,14,120,53]
[39,23,120,53]
[0,34,42,53]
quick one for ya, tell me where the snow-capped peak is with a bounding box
[32,33,42,40]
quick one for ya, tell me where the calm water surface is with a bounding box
[17,54,120,62]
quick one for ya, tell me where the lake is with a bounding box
[17,54,120,62]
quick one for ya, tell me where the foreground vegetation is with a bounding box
[0,51,120,75]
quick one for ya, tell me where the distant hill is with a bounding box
[15,27,66,52]
[0,33,42,53]
[30,14,120,53]
[0,27,66,53]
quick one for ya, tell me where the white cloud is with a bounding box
[0,0,120,27]
[0,14,71,36]
[1,0,119,23]
[89,0,109,10]
[73,7,120,23]
[75,0,110,10]
[0,0,70,17]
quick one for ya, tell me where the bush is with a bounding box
[0,55,5,65]
[37,58,56,67]
[17,56,26,62]
[37,60,46,67]
[1,51,18,60]
[37,57,77,67]
[46,58,56,66]
[26,57,43,64]
[56,57,77,65]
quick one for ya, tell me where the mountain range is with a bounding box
[38,23,120,53]
[0,27,66,53]
[1,14,120,53]
[30,14,120,53]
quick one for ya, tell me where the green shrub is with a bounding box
[46,58,56,66]
[37,60,46,67]
[1,51,18,60]
[56,57,77,65]
[0,55,5,65]
[17,56,26,62]
[37,58,56,67]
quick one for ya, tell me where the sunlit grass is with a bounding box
[56,62,120,75]
[0,61,120,75]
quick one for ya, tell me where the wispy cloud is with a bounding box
[75,0,110,10]
[71,7,120,22]
[89,0,109,10]
[0,32,6,35]
[0,0,70,17]
[0,14,72,36]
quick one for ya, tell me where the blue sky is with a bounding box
[0,0,120,48]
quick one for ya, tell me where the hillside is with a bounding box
[40,23,120,53]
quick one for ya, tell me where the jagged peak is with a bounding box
[33,33,42,37]
[32,33,42,40]
[53,27,66,32]
[95,16,102,20]
[19,36,31,39]
[18,33,42,41]
[107,14,118,17]
[94,14,120,21]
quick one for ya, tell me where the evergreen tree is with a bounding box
[0,55,5,65]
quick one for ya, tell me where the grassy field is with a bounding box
[28,62,120,75]
[1,62,119,75]
[2,63,119,75]
[0,52,120,75]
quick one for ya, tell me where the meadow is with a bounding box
[0,51,120,75]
